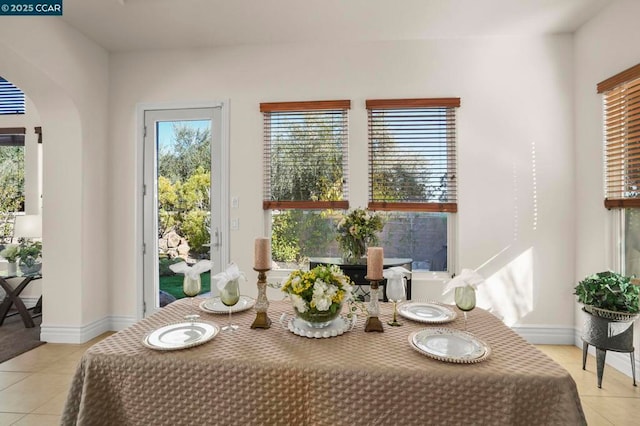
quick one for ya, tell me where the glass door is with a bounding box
[143,107,225,316]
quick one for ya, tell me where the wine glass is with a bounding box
[386,276,406,327]
[454,285,476,332]
[183,274,202,322]
[220,279,240,331]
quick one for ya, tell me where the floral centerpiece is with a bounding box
[282,264,355,328]
[336,208,384,260]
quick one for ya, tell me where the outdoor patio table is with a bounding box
[62,298,586,426]
[0,273,41,328]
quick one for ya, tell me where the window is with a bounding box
[599,63,640,276]
[0,128,26,241]
[262,100,350,268]
[0,77,25,115]
[366,98,460,271]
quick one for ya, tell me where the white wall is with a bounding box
[109,36,575,330]
[0,17,110,342]
[575,0,640,376]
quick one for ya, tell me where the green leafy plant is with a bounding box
[574,271,640,314]
[18,240,42,268]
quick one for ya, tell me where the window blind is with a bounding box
[0,77,25,115]
[598,63,640,208]
[367,98,460,212]
[261,100,350,210]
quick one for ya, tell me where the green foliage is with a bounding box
[178,167,210,211]
[270,118,344,202]
[181,210,210,255]
[271,210,336,263]
[574,271,640,314]
[158,256,183,277]
[156,124,211,256]
[158,124,211,183]
[0,147,25,241]
[271,211,300,262]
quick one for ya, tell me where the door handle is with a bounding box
[212,227,220,248]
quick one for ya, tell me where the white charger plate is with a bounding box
[143,321,219,351]
[408,328,491,364]
[286,316,354,339]
[199,295,256,314]
[398,301,457,324]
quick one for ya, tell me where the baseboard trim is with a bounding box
[511,325,576,344]
[40,315,137,344]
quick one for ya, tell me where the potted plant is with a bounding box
[574,271,639,387]
[17,240,42,275]
[0,244,20,275]
[574,271,639,317]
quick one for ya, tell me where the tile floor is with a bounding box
[0,338,637,425]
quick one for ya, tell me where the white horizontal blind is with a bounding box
[261,100,350,210]
[0,77,25,115]
[367,98,460,212]
[599,64,640,208]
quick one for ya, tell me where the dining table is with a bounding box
[61,298,586,426]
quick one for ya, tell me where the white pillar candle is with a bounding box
[254,237,271,270]
[367,247,384,280]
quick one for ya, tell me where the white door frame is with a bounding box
[136,100,230,319]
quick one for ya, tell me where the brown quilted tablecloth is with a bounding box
[61,298,586,426]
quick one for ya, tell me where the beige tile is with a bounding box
[32,392,68,415]
[11,414,60,426]
[0,344,81,373]
[0,373,70,413]
[39,352,83,375]
[537,344,584,365]
[0,413,25,426]
[582,396,640,426]
[582,403,614,426]
[0,372,29,392]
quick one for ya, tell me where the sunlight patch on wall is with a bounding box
[480,247,534,326]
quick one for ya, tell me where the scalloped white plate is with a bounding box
[409,328,491,364]
[398,302,457,324]
[199,295,256,314]
[143,321,219,351]
[287,316,353,339]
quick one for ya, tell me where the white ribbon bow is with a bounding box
[212,262,246,291]
[169,259,212,280]
[442,268,485,294]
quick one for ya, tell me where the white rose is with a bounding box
[291,294,308,313]
[313,295,332,311]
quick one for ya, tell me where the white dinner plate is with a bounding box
[408,328,491,364]
[143,321,219,351]
[397,302,457,324]
[199,295,256,314]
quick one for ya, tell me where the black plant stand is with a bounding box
[581,308,636,388]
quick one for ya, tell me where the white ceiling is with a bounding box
[61,0,614,52]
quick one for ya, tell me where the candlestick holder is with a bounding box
[251,268,272,329]
[364,276,384,332]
